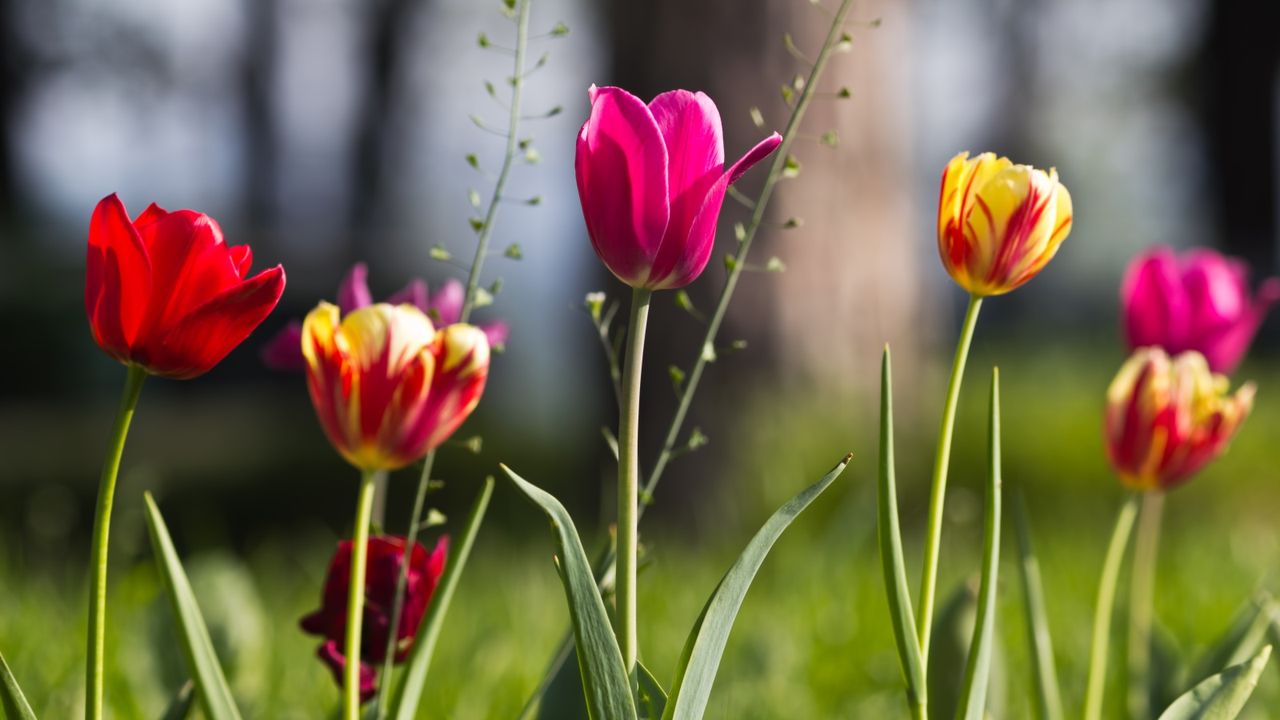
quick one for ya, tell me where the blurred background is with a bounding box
[1,0,1279,717]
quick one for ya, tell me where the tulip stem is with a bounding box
[617,287,651,673]
[459,0,530,323]
[344,470,381,720]
[1126,490,1164,720]
[85,364,146,720]
[916,293,983,667]
[374,452,437,717]
[1084,494,1140,720]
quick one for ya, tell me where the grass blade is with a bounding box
[956,368,1003,720]
[388,477,495,720]
[1012,491,1064,720]
[1157,644,1271,720]
[876,346,926,716]
[1187,593,1276,688]
[501,465,637,720]
[142,493,242,720]
[0,648,37,720]
[662,453,852,720]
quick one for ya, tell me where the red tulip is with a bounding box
[1121,246,1280,374]
[1104,347,1254,491]
[85,194,285,379]
[301,535,448,702]
[575,85,782,290]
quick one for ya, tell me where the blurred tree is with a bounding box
[1202,0,1280,272]
[240,0,279,230]
[604,0,932,523]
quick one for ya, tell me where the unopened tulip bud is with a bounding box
[937,152,1073,296]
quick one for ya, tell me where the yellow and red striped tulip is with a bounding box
[302,302,489,471]
[1104,347,1253,491]
[937,152,1073,296]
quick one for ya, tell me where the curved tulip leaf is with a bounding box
[142,493,242,720]
[662,453,852,720]
[1013,491,1064,720]
[957,368,1003,720]
[0,648,37,720]
[1188,594,1275,688]
[501,465,638,720]
[636,661,668,719]
[875,347,925,714]
[1157,644,1271,720]
[387,477,495,720]
[159,680,194,720]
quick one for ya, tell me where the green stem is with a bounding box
[639,0,857,511]
[916,294,983,666]
[1126,491,1164,720]
[1084,495,1140,720]
[85,364,146,720]
[374,453,436,717]
[344,471,380,720]
[459,0,530,323]
[617,287,651,672]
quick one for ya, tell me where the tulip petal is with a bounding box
[151,265,286,379]
[339,263,374,315]
[229,245,253,278]
[401,324,489,456]
[1121,248,1185,352]
[648,89,724,206]
[387,278,430,313]
[261,320,305,371]
[577,85,670,282]
[480,320,509,350]
[727,132,783,185]
[138,211,246,342]
[316,641,378,703]
[87,194,152,357]
[429,279,465,325]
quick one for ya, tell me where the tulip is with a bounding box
[86,193,286,379]
[262,263,507,371]
[301,536,448,702]
[1105,347,1254,491]
[575,85,782,290]
[302,301,489,472]
[1121,246,1280,374]
[937,151,1073,297]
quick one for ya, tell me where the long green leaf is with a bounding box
[875,346,925,714]
[662,453,852,720]
[1012,491,1064,720]
[956,368,1002,720]
[1157,644,1271,720]
[0,648,36,720]
[142,493,242,720]
[501,465,637,720]
[636,661,668,719]
[388,476,495,720]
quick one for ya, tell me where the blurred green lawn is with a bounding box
[2,345,1279,718]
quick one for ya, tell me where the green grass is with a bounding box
[3,346,1280,718]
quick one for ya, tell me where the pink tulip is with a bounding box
[575,85,782,290]
[1121,246,1280,373]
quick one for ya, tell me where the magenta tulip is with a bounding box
[575,85,782,290]
[1122,246,1280,373]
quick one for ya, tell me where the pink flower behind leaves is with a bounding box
[1121,246,1280,374]
[575,85,782,290]
[262,263,507,371]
